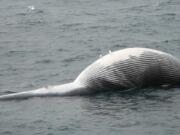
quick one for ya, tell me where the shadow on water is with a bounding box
[84,86,179,101]
[81,87,180,115]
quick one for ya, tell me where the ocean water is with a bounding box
[0,0,180,134]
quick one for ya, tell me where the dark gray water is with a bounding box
[0,0,180,134]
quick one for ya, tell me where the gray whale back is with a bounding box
[0,47,180,100]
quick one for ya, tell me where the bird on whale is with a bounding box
[0,47,180,100]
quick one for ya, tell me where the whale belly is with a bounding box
[75,48,180,91]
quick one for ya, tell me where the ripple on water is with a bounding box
[62,55,87,63]
[1,131,12,135]
[35,59,53,64]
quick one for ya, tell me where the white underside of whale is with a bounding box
[1,47,180,100]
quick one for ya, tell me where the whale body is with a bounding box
[0,47,180,100]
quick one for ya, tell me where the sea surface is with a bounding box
[0,0,180,134]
